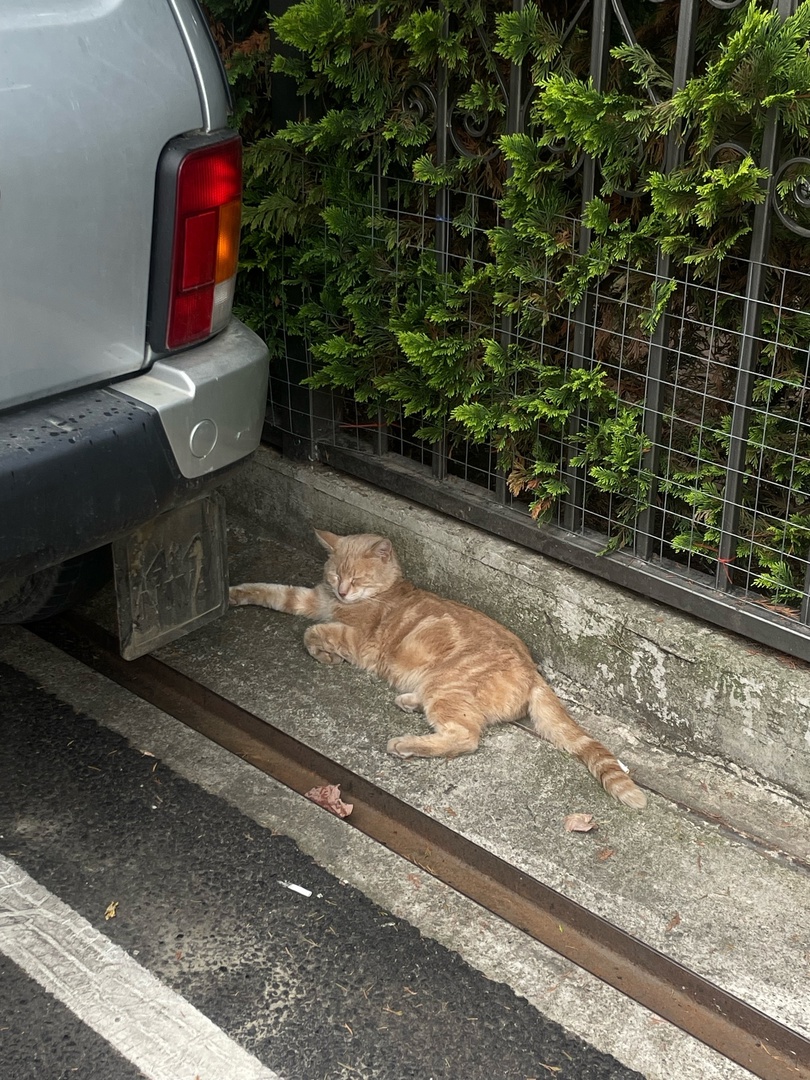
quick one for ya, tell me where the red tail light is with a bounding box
[149,132,242,354]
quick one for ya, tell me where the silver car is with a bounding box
[0,0,268,656]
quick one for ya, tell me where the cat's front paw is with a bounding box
[306,641,345,664]
[229,584,254,607]
[303,626,344,664]
[386,737,416,758]
[394,693,422,713]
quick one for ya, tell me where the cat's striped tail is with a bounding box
[528,678,647,809]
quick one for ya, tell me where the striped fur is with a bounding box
[229,530,646,809]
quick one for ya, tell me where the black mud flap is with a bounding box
[112,493,228,660]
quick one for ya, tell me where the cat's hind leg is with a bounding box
[387,693,483,759]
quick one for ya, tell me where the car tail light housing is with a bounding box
[148,131,242,354]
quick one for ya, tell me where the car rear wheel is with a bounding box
[0,547,112,624]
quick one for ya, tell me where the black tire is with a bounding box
[0,547,112,624]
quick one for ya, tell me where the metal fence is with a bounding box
[263,0,810,661]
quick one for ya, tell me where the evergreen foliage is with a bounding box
[206,0,810,612]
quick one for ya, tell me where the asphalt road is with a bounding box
[0,651,645,1080]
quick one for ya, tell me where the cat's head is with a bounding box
[314,530,402,603]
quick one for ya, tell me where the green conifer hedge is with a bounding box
[206,0,810,609]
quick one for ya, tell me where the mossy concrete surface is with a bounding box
[129,453,810,1074]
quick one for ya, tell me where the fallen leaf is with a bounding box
[304,784,353,818]
[564,813,597,833]
[104,901,118,921]
[665,912,682,933]
[597,847,615,861]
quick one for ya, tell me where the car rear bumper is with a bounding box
[0,319,268,580]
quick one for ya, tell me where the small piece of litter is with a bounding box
[304,784,353,818]
[279,881,312,898]
[104,901,119,921]
[564,813,597,833]
[617,759,630,774]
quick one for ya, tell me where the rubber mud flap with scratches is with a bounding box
[112,492,228,659]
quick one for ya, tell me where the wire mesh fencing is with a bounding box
[256,0,810,661]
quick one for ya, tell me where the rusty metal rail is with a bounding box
[37,614,810,1080]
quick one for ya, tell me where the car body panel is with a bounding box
[0,0,269,636]
[166,0,231,133]
[0,0,205,407]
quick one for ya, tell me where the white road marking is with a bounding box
[0,854,283,1080]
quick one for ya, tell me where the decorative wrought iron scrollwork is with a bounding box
[709,141,750,166]
[401,81,437,143]
[448,99,502,161]
[540,136,585,180]
[773,156,810,238]
[443,16,511,163]
[518,85,583,180]
[613,136,654,200]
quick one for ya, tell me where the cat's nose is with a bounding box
[338,582,350,597]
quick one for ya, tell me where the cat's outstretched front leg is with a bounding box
[229,582,333,619]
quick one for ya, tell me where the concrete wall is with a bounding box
[224,447,810,802]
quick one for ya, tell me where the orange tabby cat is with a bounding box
[229,529,646,808]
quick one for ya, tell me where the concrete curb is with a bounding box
[224,447,810,809]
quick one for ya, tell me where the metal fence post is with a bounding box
[715,0,799,592]
[635,0,700,560]
[561,0,611,534]
[431,15,451,483]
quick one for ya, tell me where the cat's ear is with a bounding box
[372,538,393,562]
[314,529,341,552]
